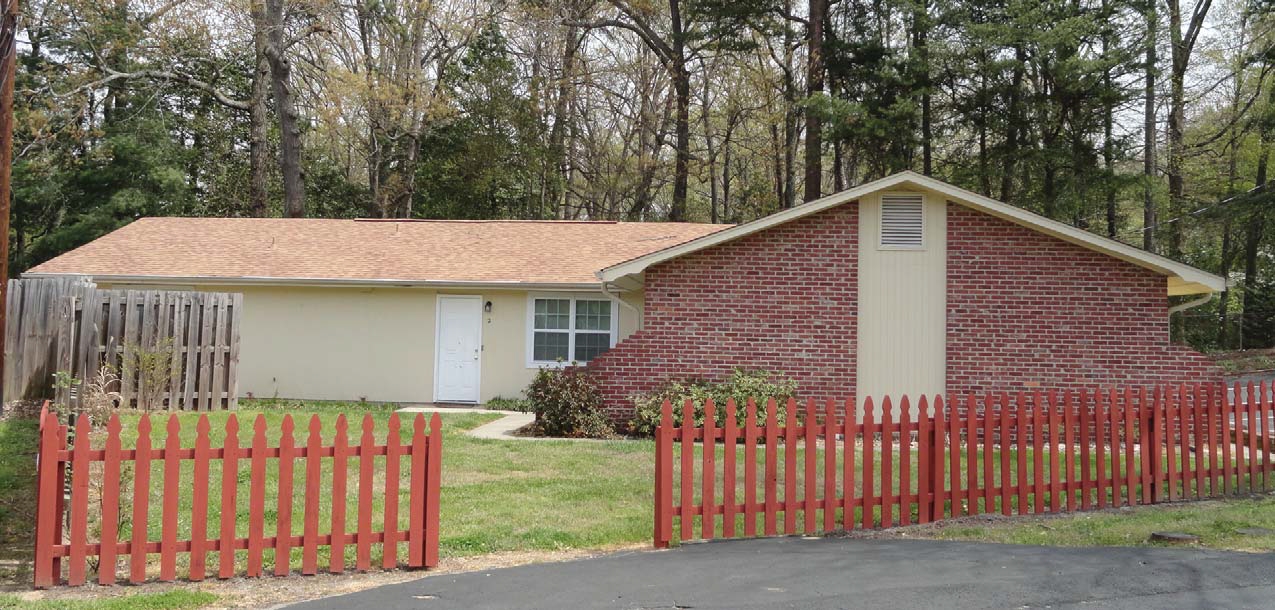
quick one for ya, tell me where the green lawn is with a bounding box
[0,590,216,610]
[929,496,1275,551]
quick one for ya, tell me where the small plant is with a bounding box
[485,396,533,412]
[628,369,798,437]
[524,366,614,438]
[49,366,121,428]
[121,337,181,410]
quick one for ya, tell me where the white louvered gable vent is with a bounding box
[879,194,925,249]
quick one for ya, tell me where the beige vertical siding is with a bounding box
[856,190,947,411]
[101,283,640,404]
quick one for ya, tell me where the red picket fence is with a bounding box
[653,382,1274,547]
[32,405,442,588]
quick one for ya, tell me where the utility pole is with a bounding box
[0,0,17,385]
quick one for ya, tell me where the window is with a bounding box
[528,295,615,366]
[879,193,925,249]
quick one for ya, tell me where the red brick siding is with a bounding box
[588,204,859,420]
[945,202,1221,400]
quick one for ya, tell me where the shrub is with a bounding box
[628,369,798,437]
[485,396,533,412]
[524,367,614,438]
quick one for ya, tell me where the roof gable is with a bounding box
[597,172,1225,296]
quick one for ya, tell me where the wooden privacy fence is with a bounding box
[4,278,243,410]
[653,382,1274,547]
[32,405,442,588]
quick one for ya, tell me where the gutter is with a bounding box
[20,272,605,292]
[1168,293,1213,316]
[601,281,642,330]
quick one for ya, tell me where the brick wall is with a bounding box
[587,204,859,420]
[945,202,1221,400]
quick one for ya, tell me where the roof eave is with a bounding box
[20,272,606,291]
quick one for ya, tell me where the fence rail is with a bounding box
[4,278,242,410]
[32,405,442,588]
[653,382,1274,548]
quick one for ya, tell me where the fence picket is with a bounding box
[763,398,778,536]
[274,415,296,576]
[1032,391,1045,513]
[67,415,91,586]
[1261,381,1272,489]
[900,396,913,526]
[1248,383,1259,492]
[160,415,181,581]
[982,395,994,515]
[247,416,268,577]
[702,399,717,540]
[357,414,375,571]
[424,412,442,567]
[1015,393,1027,514]
[881,397,895,528]
[218,416,240,579]
[744,399,758,538]
[862,397,875,529]
[948,395,962,518]
[803,399,816,534]
[191,416,211,581]
[725,399,739,539]
[822,399,835,532]
[1079,391,1093,510]
[382,414,401,569]
[967,395,978,515]
[1222,385,1234,496]
[933,396,947,522]
[99,415,122,585]
[680,399,694,542]
[916,396,929,524]
[842,398,856,530]
[1165,388,1178,501]
[409,414,427,567]
[783,398,798,535]
[303,416,322,575]
[331,415,350,572]
[129,415,153,584]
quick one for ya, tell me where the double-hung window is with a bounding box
[528,295,616,366]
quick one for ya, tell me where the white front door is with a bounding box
[435,296,482,403]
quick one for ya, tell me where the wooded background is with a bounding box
[8,0,1275,350]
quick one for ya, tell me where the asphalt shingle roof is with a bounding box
[27,217,730,285]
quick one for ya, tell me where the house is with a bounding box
[27,172,1225,417]
[24,217,725,404]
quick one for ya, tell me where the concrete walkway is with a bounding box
[284,537,1275,609]
[395,405,536,441]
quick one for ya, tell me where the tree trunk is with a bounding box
[1165,0,1212,256]
[0,0,17,380]
[1000,45,1026,204]
[264,0,305,218]
[249,0,270,217]
[548,18,581,219]
[668,0,690,221]
[1142,0,1158,252]
[1242,80,1272,348]
[803,0,826,202]
[913,0,931,176]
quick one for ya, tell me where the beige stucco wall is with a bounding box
[101,283,642,404]
[856,189,948,408]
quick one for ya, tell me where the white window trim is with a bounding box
[877,192,927,251]
[525,293,619,368]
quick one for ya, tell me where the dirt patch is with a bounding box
[4,545,647,609]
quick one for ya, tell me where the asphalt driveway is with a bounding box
[284,537,1275,609]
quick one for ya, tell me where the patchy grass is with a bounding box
[1211,348,1275,375]
[922,496,1275,552]
[0,590,217,609]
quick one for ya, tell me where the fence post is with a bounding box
[424,412,442,568]
[653,399,673,549]
[33,404,61,588]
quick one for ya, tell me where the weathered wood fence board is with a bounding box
[654,381,1275,548]
[31,405,443,588]
[4,278,242,410]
